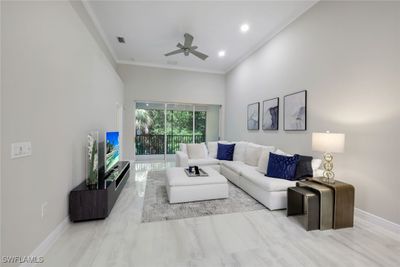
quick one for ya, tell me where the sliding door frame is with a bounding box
[134,100,222,162]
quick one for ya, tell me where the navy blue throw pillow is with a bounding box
[217,143,236,161]
[266,153,300,180]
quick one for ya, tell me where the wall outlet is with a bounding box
[41,202,48,218]
[11,142,32,159]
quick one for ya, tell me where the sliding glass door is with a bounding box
[165,104,193,161]
[135,101,220,161]
[135,102,165,160]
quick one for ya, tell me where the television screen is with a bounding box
[105,131,120,173]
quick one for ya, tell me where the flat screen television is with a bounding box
[105,131,120,173]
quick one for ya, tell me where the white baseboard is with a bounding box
[20,217,70,267]
[355,208,400,234]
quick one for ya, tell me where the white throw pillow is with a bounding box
[275,149,293,156]
[244,143,262,166]
[200,143,209,158]
[187,143,207,159]
[207,141,218,158]
[312,159,322,171]
[179,143,188,155]
[256,146,275,173]
[233,141,248,162]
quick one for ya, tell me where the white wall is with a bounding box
[117,64,225,160]
[1,1,123,258]
[0,1,2,262]
[225,1,400,224]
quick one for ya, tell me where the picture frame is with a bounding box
[247,102,260,130]
[262,97,279,130]
[284,90,307,131]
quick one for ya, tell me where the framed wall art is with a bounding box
[284,90,307,131]
[247,102,260,130]
[262,98,279,130]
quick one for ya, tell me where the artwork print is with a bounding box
[284,90,307,131]
[247,102,260,130]
[262,98,279,130]
[86,131,99,189]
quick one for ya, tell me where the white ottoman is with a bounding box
[166,167,229,203]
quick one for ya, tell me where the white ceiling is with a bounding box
[85,1,317,74]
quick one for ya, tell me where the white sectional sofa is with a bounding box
[175,141,322,210]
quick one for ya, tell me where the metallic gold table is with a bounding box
[310,177,355,229]
[297,180,334,230]
[287,186,320,231]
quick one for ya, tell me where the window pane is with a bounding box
[135,102,165,158]
[194,111,206,143]
[166,104,193,154]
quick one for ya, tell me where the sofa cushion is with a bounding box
[312,159,322,171]
[217,143,236,161]
[266,153,300,180]
[233,141,248,162]
[275,149,292,156]
[187,143,208,159]
[188,158,219,166]
[220,160,256,174]
[179,143,188,155]
[256,146,275,173]
[244,143,262,166]
[207,141,218,158]
[241,168,296,192]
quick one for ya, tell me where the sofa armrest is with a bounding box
[176,151,189,167]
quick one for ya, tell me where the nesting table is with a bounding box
[287,178,355,230]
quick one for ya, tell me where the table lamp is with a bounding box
[312,131,345,183]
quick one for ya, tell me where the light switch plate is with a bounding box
[11,142,32,159]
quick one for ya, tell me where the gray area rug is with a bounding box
[141,170,266,223]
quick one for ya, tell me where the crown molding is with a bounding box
[82,0,318,75]
[81,0,119,62]
[117,60,225,75]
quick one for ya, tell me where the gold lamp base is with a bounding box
[322,152,335,184]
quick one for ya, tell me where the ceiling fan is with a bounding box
[164,33,209,60]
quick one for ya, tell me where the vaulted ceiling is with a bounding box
[85,1,317,73]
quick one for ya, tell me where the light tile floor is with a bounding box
[43,161,400,267]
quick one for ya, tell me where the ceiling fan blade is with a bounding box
[189,50,208,60]
[184,33,193,47]
[164,49,184,56]
[177,42,184,49]
[190,46,198,50]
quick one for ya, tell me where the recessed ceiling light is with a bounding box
[240,24,250,33]
[218,50,226,57]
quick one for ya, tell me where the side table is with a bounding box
[296,180,334,230]
[310,177,355,229]
[287,186,320,231]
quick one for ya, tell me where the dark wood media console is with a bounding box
[69,161,130,222]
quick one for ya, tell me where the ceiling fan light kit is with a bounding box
[164,33,209,60]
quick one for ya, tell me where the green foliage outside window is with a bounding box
[135,109,206,136]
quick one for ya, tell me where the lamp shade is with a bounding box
[312,132,345,153]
